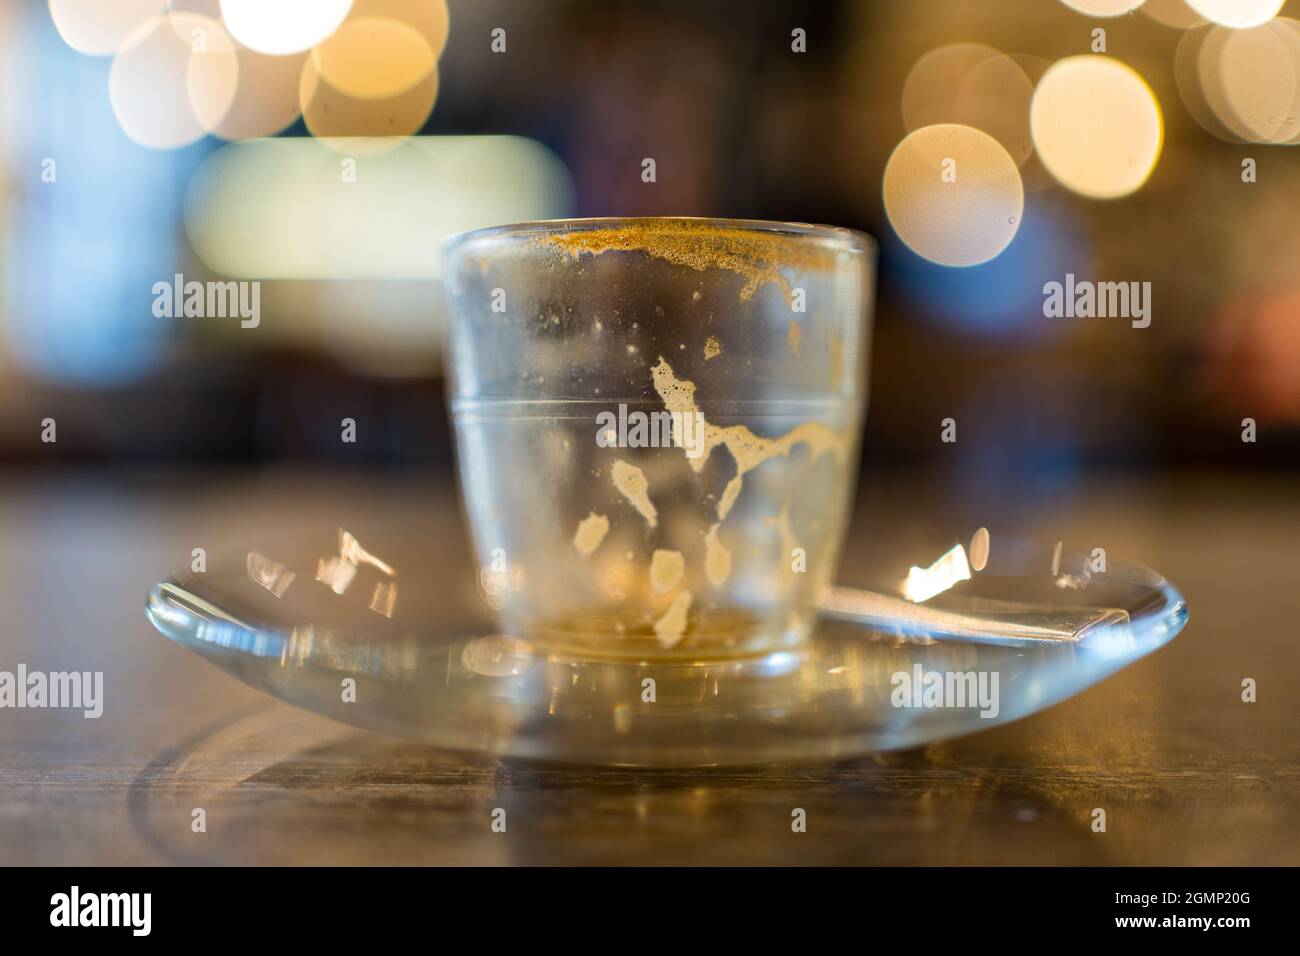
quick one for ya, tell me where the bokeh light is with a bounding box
[1179,19,1300,144]
[1185,0,1285,30]
[298,52,439,145]
[883,123,1024,268]
[902,43,1000,131]
[1058,0,1147,17]
[347,0,450,60]
[109,13,238,150]
[311,17,436,100]
[47,0,160,57]
[1272,19,1300,144]
[887,201,1088,338]
[6,5,185,387]
[184,136,574,279]
[1206,289,1300,424]
[1202,22,1297,143]
[1030,55,1162,200]
[211,45,308,140]
[902,43,1037,168]
[953,53,1037,166]
[1141,0,1201,29]
[52,0,453,149]
[219,0,352,55]
[1175,22,1229,139]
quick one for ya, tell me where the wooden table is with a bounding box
[1,469,1296,865]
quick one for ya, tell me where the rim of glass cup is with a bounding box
[443,216,876,258]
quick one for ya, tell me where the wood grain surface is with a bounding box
[1,470,1295,865]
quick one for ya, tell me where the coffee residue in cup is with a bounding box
[540,220,842,304]
[703,524,732,587]
[611,459,658,528]
[650,548,685,593]
[653,590,693,648]
[651,357,850,484]
[578,358,851,649]
[572,511,610,556]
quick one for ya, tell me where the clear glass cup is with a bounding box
[442,217,875,661]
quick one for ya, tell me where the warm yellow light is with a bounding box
[1030,55,1163,199]
[298,52,439,145]
[902,44,1037,168]
[218,0,352,55]
[1058,0,1147,17]
[883,124,1024,268]
[109,14,238,150]
[48,0,161,56]
[1275,19,1300,144]
[1175,22,1229,139]
[184,136,574,279]
[1176,19,1300,143]
[953,54,1037,166]
[1181,18,1300,144]
[311,17,436,100]
[1201,23,1297,143]
[1185,0,1284,29]
[348,0,449,60]
[902,43,1002,132]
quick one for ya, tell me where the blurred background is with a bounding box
[1,0,1297,517]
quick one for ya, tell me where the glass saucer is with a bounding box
[146,528,1187,767]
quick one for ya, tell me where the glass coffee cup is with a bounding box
[443,218,874,661]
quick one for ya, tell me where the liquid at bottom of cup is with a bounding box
[515,605,815,663]
[456,396,860,664]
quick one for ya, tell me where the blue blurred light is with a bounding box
[3,7,203,387]
[882,199,1091,341]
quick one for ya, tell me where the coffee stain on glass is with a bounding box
[650,548,685,593]
[611,459,658,528]
[573,511,610,556]
[653,590,693,648]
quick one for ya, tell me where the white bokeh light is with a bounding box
[109,14,238,149]
[219,0,353,55]
[1031,56,1163,199]
[1058,0,1147,18]
[48,0,162,56]
[1185,0,1284,30]
[883,124,1024,268]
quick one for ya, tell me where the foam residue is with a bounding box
[540,220,841,303]
[703,524,732,588]
[572,512,610,556]
[653,590,693,648]
[651,357,850,483]
[650,548,685,593]
[611,459,658,528]
[649,356,850,596]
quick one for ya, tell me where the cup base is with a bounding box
[510,605,811,664]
